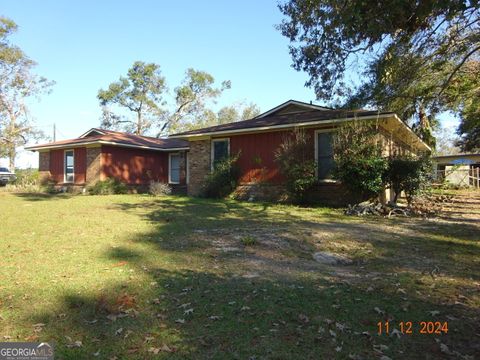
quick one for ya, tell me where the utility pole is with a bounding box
[53,123,56,142]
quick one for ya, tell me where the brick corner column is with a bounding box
[187,139,211,196]
[38,151,51,184]
[86,146,102,185]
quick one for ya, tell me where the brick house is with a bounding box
[26,128,189,191]
[26,100,430,203]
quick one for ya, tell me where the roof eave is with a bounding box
[170,113,430,152]
[25,140,189,152]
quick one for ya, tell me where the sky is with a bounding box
[1,0,459,168]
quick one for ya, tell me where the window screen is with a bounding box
[65,150,74,183]
[317,132,335,180]
[212,139,229,168]
[170,154,181,183]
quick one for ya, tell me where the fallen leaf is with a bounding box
[429,310,440,316]
[66,340,82,348]
[115,328,123,336]
[175,318,185,324]
[374,307,385,315]
[161,344,174,352]
[144,336,154,343]
[184,308,194,315]
[93,350,100,357]
[440,343,452,355]
[123,330,133,339]
[329,330,336,338]
[209,315,221,320]
[390,328,402,338]
[335,346,342,352]
[241,306,251,311]
[298,314,309,323]
[148,347,160,354]
[106,314,117,322]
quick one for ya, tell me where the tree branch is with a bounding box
[438,44,480,97]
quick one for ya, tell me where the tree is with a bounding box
[99,65,232,136]
[165,68,231,134]
[98,61,167,135]
[278,0,479,146]
[0,17,53,171]
[447,60,480,152]
[434,125,461,156]
[177,102,260,132]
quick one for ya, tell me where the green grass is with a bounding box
[0,192,478,359]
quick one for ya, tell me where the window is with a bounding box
[211,138,229,169]
[64,150,74,183]
[169,153,181,184]
[315,131,335,180]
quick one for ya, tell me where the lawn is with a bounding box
[0,192,478,359]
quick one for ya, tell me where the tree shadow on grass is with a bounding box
[112,196,480,282]
[24,266,479,359]
[13,192,73,202]
[16,196,480,359]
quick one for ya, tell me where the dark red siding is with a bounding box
[228,129,316,184]
[50,149,64,184]
[101,145,174,184]
[49,147,87,184]
[74,147,86,184]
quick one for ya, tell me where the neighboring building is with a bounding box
[26,100,430,203]
[25,128,189,191]
[433,153,480,187]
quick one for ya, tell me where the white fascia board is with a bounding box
[25,140,189,152]
[170,114,430,151]
[255,100,330,119]
[78,128,106,138]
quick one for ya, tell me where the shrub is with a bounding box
[241,235,256,246]
[335,156,388,200]
[203,153,241,198]
[11,168,39,186]
[88,178,128,195]
[275,129,317,204]
[384,155,432,204]
[333,120,387,201]
[149,181,172,196]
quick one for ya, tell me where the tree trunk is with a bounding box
[418,107,430,131]
[136,111,142,135]
[8,144,15,172]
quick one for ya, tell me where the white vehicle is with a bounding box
[0,167,16,186]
